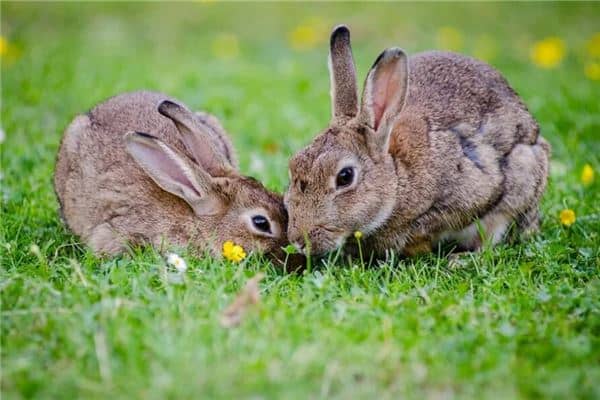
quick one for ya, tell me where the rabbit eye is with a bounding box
[336,167,355,188]
[252,215,271,234]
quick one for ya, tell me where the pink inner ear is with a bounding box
[372,63,400,131]
[153,149,196,190]
[129,141,200,197]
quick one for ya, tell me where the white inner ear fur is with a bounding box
[240,208,281,238]
[328,53,337,119]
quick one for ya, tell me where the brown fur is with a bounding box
[285,26,550,257]
[55,91,292,261]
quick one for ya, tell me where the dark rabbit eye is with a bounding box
[252,215,271,233]
[336,167,355,188]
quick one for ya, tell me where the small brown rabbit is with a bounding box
[285,26,550,257]
[55,91,292,262]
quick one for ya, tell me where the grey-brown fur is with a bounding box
[285,25,550,257]
[329,25,359,120]
[55,91,291,260]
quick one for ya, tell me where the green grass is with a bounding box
[2,3,600,399]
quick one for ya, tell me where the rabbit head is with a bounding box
[285,25,410,256]
[125,100,293,264]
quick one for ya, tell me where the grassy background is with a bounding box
[2,2,599,399]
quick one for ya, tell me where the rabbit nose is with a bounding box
[288,230,307,254]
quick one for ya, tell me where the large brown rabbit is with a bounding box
[285,26,550,258]
[55,91,293,262]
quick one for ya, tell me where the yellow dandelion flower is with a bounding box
[584,61,600,80]
[223,240,247,263]
[212,33,239,60]
[353,230,363,240]
[530,37,565,69]
[436,27,463,52]
[0,36,7,57]
[581,164,594,186]
[288,17,327,51]
[559,209,576,227]
[587,32,600,58]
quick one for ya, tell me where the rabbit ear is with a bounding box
[124,131,223,216]
[329,25,359,121]
[359,48,409,152]
[158,100,235,176]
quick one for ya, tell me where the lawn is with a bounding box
[2,2,599,399]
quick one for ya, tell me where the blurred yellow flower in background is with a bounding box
[530,37,565,69]
[354,230,363,240]
[0,36,8,56]
[288,17,327,51]
[436,27,463,51]
[586,32,600,58]
[581,164,594,185]
[473,34,497,62]
[223,240,246,263]
[559,209,576,227]
[262,141,279,154]
[584,61,600,80]
[212,33,239,60]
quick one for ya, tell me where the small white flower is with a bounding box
[29,243,41,256]
[249,153,265,175]
[0,127,5,144]
[166,253,187,273]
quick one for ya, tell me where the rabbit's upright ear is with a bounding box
[124,132,223,216]
[158,100,235,177]
[359,48,409,152]
[329,25,359,121]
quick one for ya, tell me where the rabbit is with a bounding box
[284,25,550,258]
[54,91,296,264]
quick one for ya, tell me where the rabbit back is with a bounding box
[396,52,548,251]
[56,91,204,254]
[405,51,539,151]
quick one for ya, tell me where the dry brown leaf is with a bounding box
[220,273,265,328]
